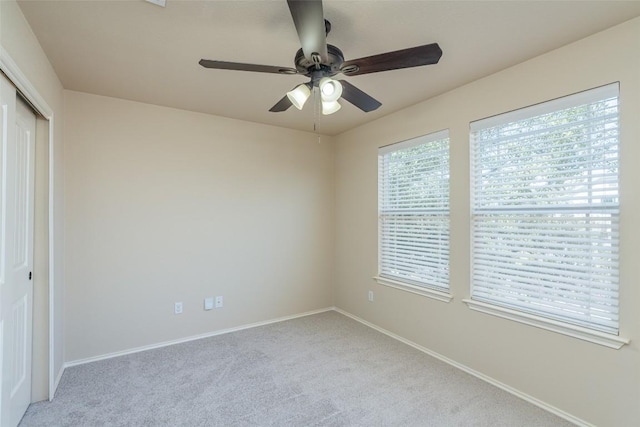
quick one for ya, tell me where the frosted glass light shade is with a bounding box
[286,84,311,110]
[319,77,342,102]
[322,100,341,115]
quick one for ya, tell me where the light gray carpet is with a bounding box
[20,311,574,426]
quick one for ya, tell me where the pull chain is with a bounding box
[313,86,321,143]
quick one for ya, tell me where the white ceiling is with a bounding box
[17,0,640,135]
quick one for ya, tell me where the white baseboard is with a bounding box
[333,307,591,427]
[64,307,333,368]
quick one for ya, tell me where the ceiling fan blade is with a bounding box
[269,94,293,112]
[338,80,381,112]
[340,43,443,76]
[287,0,328,62]
[199,59,298,75]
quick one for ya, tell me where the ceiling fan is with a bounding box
[199,0,442,115]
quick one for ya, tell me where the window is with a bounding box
[377,130,450,301]
[468,84,622,343]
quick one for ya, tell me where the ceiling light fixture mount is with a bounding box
[145,0,166,8]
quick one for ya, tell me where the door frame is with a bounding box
[0,47,59,400]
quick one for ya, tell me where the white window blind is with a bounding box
[378,130,450,291]
[470,83,620,334]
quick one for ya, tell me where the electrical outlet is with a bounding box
[204,297,214,311]
[368,290,374,302]
[174,302,183,314]
[215,296,223,308]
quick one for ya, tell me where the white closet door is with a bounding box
[0,73,36,427]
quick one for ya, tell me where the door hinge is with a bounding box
[29,271,32,280]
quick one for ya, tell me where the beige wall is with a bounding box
[1,0,65,401]
[63,91,334,361]
[334,17,640,427]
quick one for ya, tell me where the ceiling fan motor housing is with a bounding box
[295,44,345,77]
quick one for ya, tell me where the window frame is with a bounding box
[375,129,452,303]
[465,83,628,348]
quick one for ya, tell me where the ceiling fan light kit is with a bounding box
[199,0,443,116]
[287,84,311,110]
[319,77,342,102]
[322,100,341,116]
[318,77,343,115]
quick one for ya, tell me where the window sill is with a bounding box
[462,298,629,349]
[373,276,453,303]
